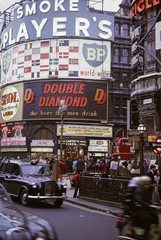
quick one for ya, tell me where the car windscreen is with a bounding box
[21,165,51,175]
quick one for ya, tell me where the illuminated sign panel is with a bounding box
[23,80,108,121]
[1,39,111,86]
[88,140,108,152]
[0,0,114,50]
[131,0,161,17]
[56,124,113,137]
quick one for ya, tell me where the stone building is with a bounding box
[0,0,133,159]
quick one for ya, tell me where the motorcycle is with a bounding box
[116,204,161,240]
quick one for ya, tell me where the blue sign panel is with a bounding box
[0,0,114,50]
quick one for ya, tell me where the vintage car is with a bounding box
[0,159,67,207]
[0,183,58,240]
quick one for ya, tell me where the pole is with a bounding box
[140,134,144,175]
[60,113,63,159]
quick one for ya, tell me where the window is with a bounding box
[0,164,6,173]
[115,23,120,35]
[121,49,129,63]
[113,48,119,62]
[123,23,129,36]
[34,128,53,139]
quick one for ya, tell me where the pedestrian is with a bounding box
[93,159,104,172]
[59,158,67,174]
[109,157,118,177]
[76,157,84,174]
[72,174,80,198]
[101,159,108,173]
[72,158,78,173]
[153,169,160,202]
[143,159,149,175]
[147,164,157,200]
[86,159,93,171]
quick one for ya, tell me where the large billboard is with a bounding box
[0,0,114,50]
[1,38,111,86]
[23,80,108,121]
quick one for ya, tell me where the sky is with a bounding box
[0,0,122,12]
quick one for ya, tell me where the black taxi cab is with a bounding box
[0,183,58,240]
[0,159,67,207]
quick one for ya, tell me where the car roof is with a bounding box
[2,159,47,166]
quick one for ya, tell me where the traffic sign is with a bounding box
[154,137,161,154]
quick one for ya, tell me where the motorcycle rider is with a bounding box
[123,176,158,236]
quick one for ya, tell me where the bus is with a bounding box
[112,137,134,160]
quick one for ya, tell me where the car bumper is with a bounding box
[28,192,66,200]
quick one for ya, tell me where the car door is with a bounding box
[0,163,7,186]
[7,164,21,196]
[1,162,13,192]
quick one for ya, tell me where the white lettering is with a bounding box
[9,29,16,45]
[39,1,51,13]
[17,6,23,19]
[2,32,8,49]
[25,2,36,16]
[75,18,90,37]
[55,0,65,11]
[98,20,112,40]
[31,19,48,38]
[17,23,29,42]
[53,17,66,36]
[70,0,79,11]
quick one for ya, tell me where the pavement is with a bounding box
[65,187,123,216]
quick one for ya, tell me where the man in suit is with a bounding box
[147,165,157,200]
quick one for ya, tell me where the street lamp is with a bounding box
[138,121,146,175]
[58,99,67,159]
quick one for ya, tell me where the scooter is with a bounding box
[116,204,161,240]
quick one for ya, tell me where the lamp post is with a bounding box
[138,122,146,175]
[58,99,67,159]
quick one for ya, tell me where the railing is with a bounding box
[79,174,130,203]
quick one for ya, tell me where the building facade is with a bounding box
[0,0,132,160]
[130,0,161,159]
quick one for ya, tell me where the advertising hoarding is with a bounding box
[0,83,24,123]
[1,39,111,86]
[56,124,113,137]
[0,0,114,51]
[23,80,108,121]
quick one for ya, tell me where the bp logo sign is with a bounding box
[82,43,107,67]
[2,50,11,75]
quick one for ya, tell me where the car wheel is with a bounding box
[20,188,30,206]
[54,199,63,208]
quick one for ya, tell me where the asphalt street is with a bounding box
[65,187,122,216]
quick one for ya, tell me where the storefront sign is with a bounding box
[31,140,54,146]
[56,124,113,137]
[1,147,27,152]
[88,139,108,152]
[1,137,26,146]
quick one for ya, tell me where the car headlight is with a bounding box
[31,182,38,188]
[35,231,48,240]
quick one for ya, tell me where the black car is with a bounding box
[0,183,58,240]
[0,159,67,207]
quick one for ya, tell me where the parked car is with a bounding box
[0,159,67,206]
[0,183,58,240]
